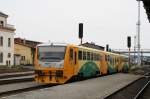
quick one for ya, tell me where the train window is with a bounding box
[107,55,110,61]
[109,56,111,61]
[116,58,118,63]
[96,54,99,60]
[105,55,107,61]
[75,52,77,64]
[113,57,115,65]
[83,51,86,60]
[98,54,101,60]
[91,53,93,60]
[70,48,73,59]
[78,50,82,60]
[94,53,96,61]
[87,52,90,60]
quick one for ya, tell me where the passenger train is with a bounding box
[34,43,129,84]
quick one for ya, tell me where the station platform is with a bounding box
[1,73,141,99]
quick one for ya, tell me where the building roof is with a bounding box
[81,42,105,51]
[14,38,42,48]
[141,0,150,22]
[0,11,8,18]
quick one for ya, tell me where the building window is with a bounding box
[8,38,11,47]
[9,60,10,65]
[0,52,3,63]
[8,53,11,58]
[0,21,4,27]
[21,56,25,61]
[0,36,3,46]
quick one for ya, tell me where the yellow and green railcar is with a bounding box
[34,43,129,84]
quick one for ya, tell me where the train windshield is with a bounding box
[38,46,66,62]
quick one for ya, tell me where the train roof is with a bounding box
[37,43,128,58]
[76,45,122,56]
[37,42,69,47]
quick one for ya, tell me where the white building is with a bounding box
[0,12,15,66]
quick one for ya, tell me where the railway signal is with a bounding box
[106,44,109,51]
[79,23,83,44]
[127,36,131,68]
[127,36,131,48]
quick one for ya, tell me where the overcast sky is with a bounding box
[0,0,149,50]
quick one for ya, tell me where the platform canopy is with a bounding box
[141,0,150,22]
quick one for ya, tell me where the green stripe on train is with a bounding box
[123,63,129,72]
[79,62,99,77]
[108,64,117,74]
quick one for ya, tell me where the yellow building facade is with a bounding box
[14,43,33,65]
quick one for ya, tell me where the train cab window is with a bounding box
[87,52,90,60]
[91,53,93,60]
[78,50,82,60]
[83,51,86,60]
[70,48,73,59]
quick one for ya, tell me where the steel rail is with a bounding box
[104,72,150,99]
[133,79,150,99]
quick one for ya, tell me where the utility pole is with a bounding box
[137,0,141,66]
[134,35,136,64]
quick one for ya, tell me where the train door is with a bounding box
[100,53,108,75]
[69,47,78,75]
[73,47,78,75]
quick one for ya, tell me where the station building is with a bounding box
[0,12,15,66]
[14,38,41,66]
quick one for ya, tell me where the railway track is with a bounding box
[0,71,34,79]
[0,71,34,85]
[0,71,55,98]
[104,72,150,99]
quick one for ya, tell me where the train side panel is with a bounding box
[75,48,101,78]
[100,52,108,75]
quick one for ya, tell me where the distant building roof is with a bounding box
[81,42,105,51]
[14,38,42,48]
[0,11,8,18]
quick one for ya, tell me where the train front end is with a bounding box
[34,43,69,84]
